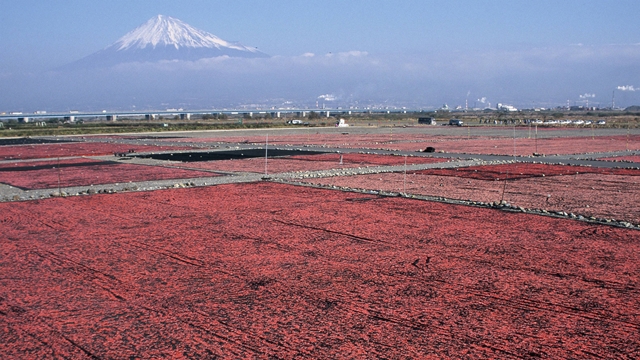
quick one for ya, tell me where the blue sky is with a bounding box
[1,0,639,110]
[2,0,639,70]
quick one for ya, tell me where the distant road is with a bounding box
[0,108,410,121]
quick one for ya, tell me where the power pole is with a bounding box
[612,90,615,109]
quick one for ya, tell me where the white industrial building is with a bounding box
[497,103,518,112]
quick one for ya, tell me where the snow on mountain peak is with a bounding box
[58,15,267,70]
[114,15,257,52]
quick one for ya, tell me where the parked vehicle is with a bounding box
[448,119,463,126]
[418,117,437,125]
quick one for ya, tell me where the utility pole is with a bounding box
[612,90,616,110]
[264,134,268,175]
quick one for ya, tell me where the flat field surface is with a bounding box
[173,153,448,174]
[0,157,217,190]
[163,132,640,156]
[161,133,445,147]
[301,163,640,223]
[409,163,640,180]
[1,182,639,359]
[342,135,640,156]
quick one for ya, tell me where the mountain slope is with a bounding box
[61,15,268,70]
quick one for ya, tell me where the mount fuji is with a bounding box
[61,15,268,69]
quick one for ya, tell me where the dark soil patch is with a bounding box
[134,149,329,162]
[0,138,75,146]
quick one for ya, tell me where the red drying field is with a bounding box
[348,135,640,156]
[1,182,639,358]
[0,143,190,160]
[163,133,439,147]
[303,166,640,223]
[0,158,217,190]
[600,155,640,163]
[173,153,447,174]
[81,135,187,140]
[410,163,640,181]
[158,132,640,156]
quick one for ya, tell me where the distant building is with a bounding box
[569,106,596,111]
[497,103,518,112]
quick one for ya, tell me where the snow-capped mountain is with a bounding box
[61,15,268,69]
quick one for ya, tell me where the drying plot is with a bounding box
[171,153,448,174]
[0,127,639,358]
[342,134,640,156]
[409,163,640,180]
[300,163,640,224]
[0,157,218,190]
[1,182,638,359]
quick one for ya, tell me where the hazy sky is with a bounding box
[1,0,639,110]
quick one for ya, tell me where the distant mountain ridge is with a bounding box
[60,15,268,70]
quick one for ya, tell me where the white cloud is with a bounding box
[337,51,368,57]
[6,44,640,110]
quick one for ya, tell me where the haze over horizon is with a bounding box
[1,0,640,111]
